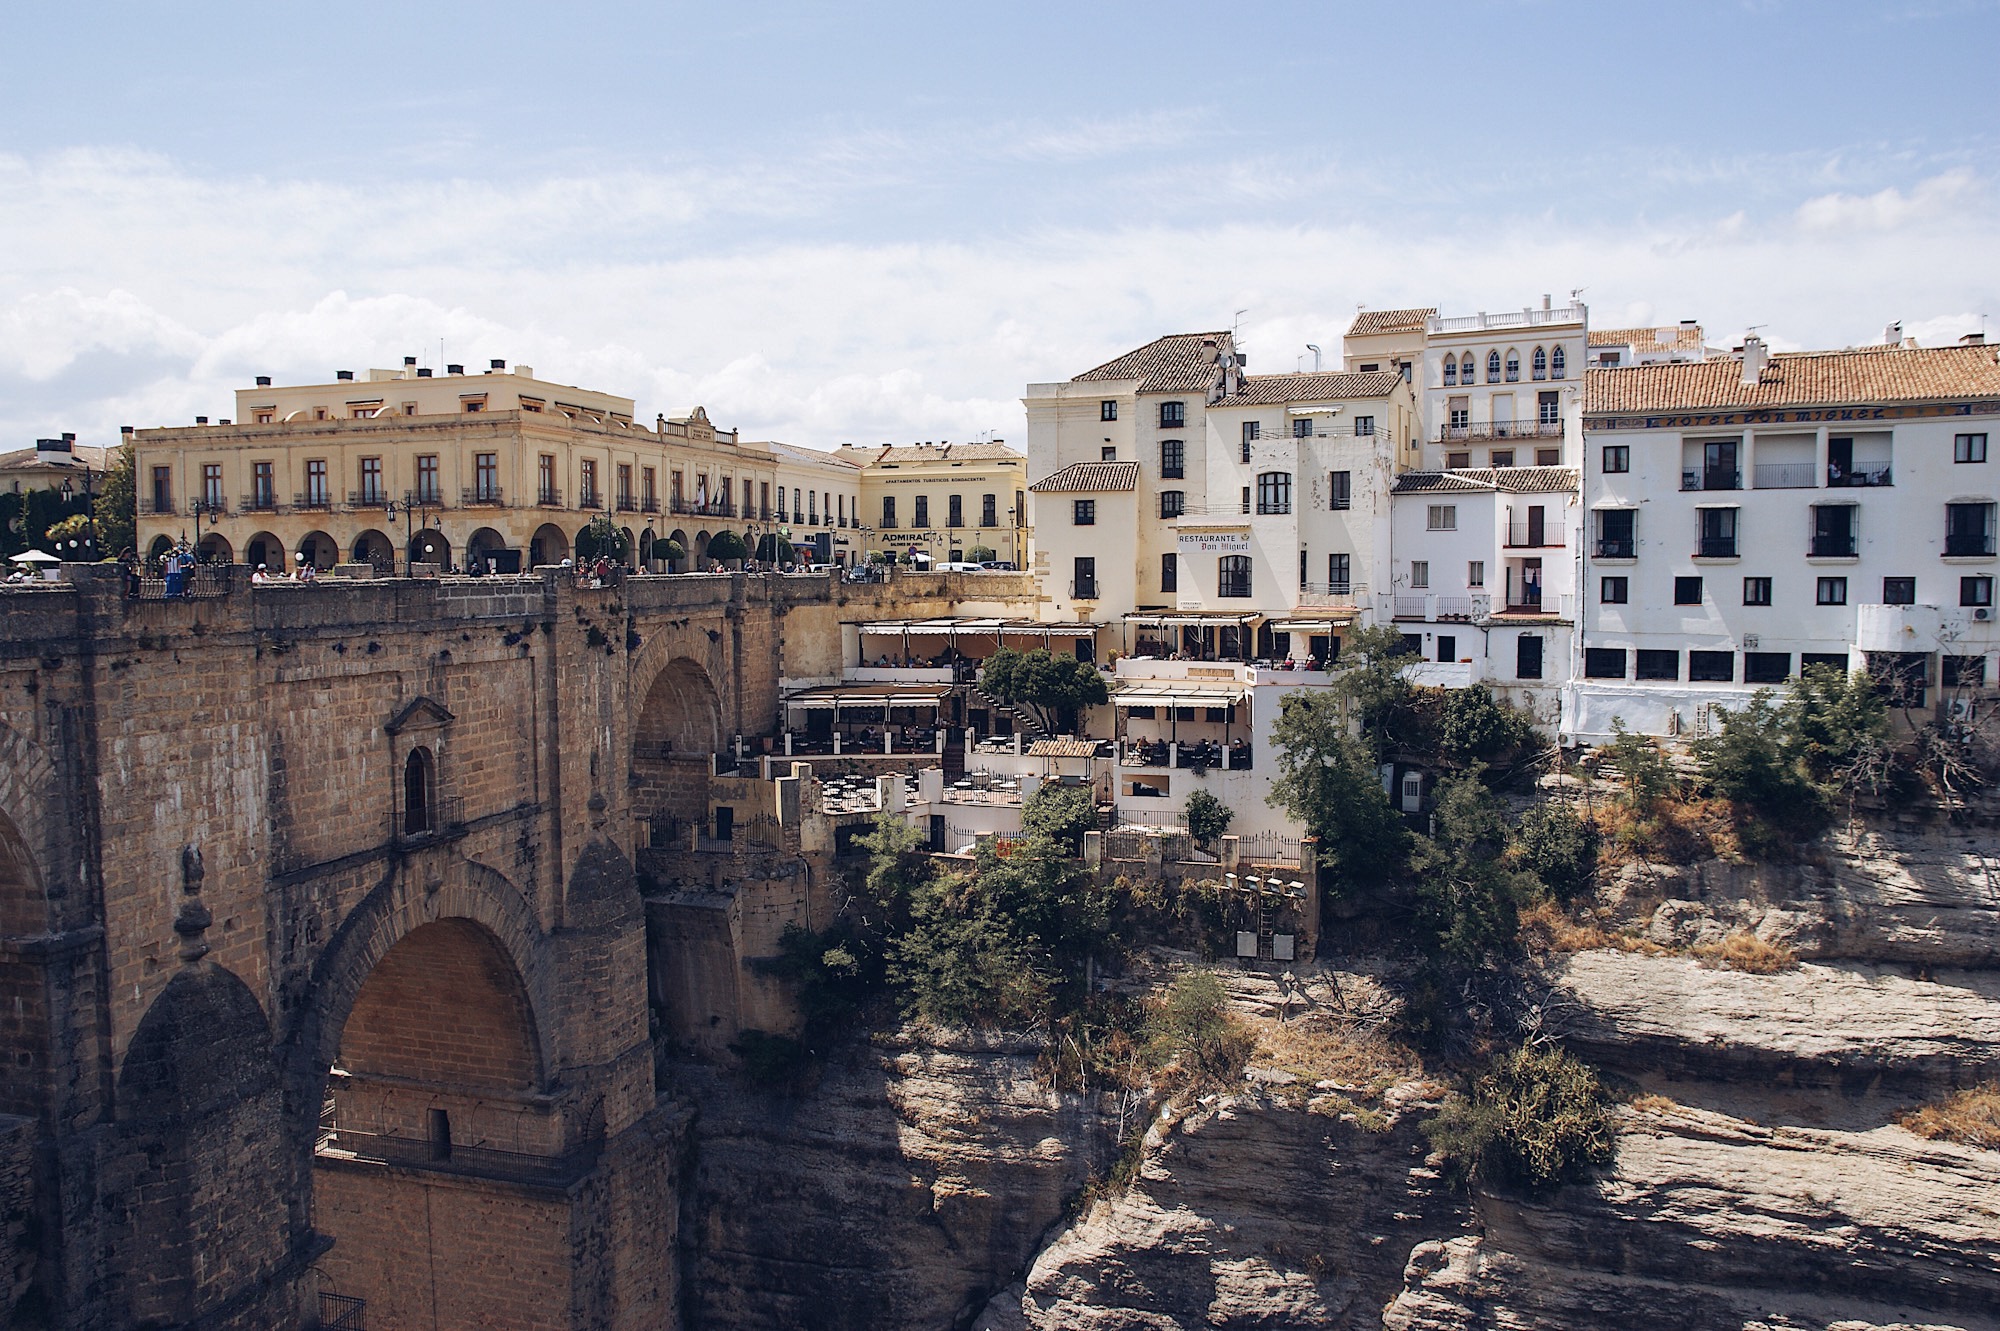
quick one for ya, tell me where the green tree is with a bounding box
[705,530,748,564]
[1422,1044,1617,1195]
[95,442,136,558]
[1183,789,1233,848]
[891,872,1051,1028]
[575,515,628,560]
[1437,684,1540,770]
[1141,971,1253,1088]
[44,513,93,554]
[967,545,996,563]
[1691,690,1826,845]
[1409,770,1534,964]
[1266,689,1409,897]
[1020,782,1098,856]
[1514,801,1600,905]
[1605,720,1673,813]
[851,817,934,940]
[1334,624,1418,761]
[979,646,1108,731]
[1788,662,1890,789]
[662,538,686,568]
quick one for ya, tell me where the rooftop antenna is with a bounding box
[1232,308,1248,344]
[1306,343,1322,372]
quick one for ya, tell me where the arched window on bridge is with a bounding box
[403,747,435,836]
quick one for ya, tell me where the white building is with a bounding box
[765,440,862,565]
[1586,322,1716,369]
[1568,334,2000,743]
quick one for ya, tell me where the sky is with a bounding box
[2,0,1997,449]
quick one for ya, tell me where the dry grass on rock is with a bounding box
[1900,1084,2000,1151]
[1517,899,1665,958]
[1694,930,1799,974]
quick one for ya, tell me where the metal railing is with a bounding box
[132,568,233,600]
[1809,534,1858,558]
[1503,522,1566,548]
[240,492,279,511]
[1696,537,1739,558]
[1071,578,1099,599]
[642,497,661,513]
[144,497,176,515]
[1435,421,1564,443]
[1394,594,1428,618]
[1296,581,1366,605]
[461,486,504,506]
[1232,832,1304,867]
[1753,462,1816,489]
[1595,537,1634,558]
[293,491,332,510]
[615,495,636,511]
[1436,596,1474,619]
[1682,470,1741,491]
[537,487,563,507]
[1426,304,1587,334]
[1828,465,1893,488]
[347,489,387,507]
[578,490,600,509]
[320,1292,367,1330]
[1946,533,1996,557]
[1217,578,1252,599]
[670,498,736,517]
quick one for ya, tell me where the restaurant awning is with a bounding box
[782,683,953,709]
[1123,612,1260,629]
[851,618,1099,637]
[1268,613,1357,632]
[1112,681,1251,708]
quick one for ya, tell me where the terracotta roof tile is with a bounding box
[1587,325,1706,352]
[1220,371,1405,406]
[1584,344,2000,416]
[1027,738,1103,758]
[1346,307,1437,337]
[1028,461,1139,493]
[1393,466,1577,495]
[866,442,1025,465]
[1071,332,1231,393]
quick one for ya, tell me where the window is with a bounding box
[1957,433,1988,463]
[982,493,996,526]
[1241,438,1253,462]
[1601,576,1628,604]
[359,456,382,504]
[1328,552,1350,592]
[1461,353,1476,385]
[537,454,556,503]
[1449,400,1469,431]
[1505,350,1520,382]
[881,496,896,528]
[1636,649,1680,680]
[403,746,436,836]
[1427,504,1457,531]
[777,485,788,517]
[1100,445,1117,462]
[1329,471,1351,510]
[1803,652,1850,675]
[1290,418,1313,441]
[1811,504,1858,557]
[1073,499,1096,525]
[1532,346,1548,380]
[616,463,632,509]
[1489,449,1513,468]
[417,454,439,503]
[839,494,846,525]
[1443,358,1458,386]
[201,463,223,508]
[1159,401,1185,428]
[1101,400,1118,422]
[1486,350,1502,383]
[1517,635,1543,679]
[1160,490,1185,519]
[305,459,328,506]
[1963,576,1993,607]
[1355,415,1375,436]
[1883,576,1916,605]
[1299,548,1308,589]
[1597,508,1635,557]
[914,495,930,527]
[1243,421,1261,444]
[1240,485,1251,514]
[948,494,963,527]
[1538,391,1560,425]
[1468,560,1486,588]
[1743,576,1772,606]
[1358,363,1379,373]
[1817,576,1848,605]
[1161,439,1184,479]
[1745,652,1792,684]
[1584,648,1628,679]
[1697,507,1738,558]
[1944,655,1987,688]
[1689,650,1736,682]
[251,461,273,508]
[577,459,597,507]
[1161,553,1177,592]
[671,471,684,503]
[1016,491,1025,526]
[1410,560,1430,589]
[1947,502,1996,556]
[1218,554,1252,597]
[1674,576,1703,605]
[1073,556,1098,599]
[1551,345,1567,379]
[1537,447,1562,466]
[1256,471,1292,514]
[1446,451,1471,469]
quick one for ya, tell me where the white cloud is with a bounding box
[1794,168,1980,232]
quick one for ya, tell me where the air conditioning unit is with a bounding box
[1977,607,1993,621]
[1742,634,1760,648]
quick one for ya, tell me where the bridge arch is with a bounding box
[635,655,723,757]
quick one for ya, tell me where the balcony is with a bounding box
[1435,420,1565,443]
[1946,534,1997,558]
[1072,578,1099,600]
[1696,536,1739,558]
[293,491,332,511]
[670,498,736,518]
[240,492,279,512]
[461,486,505,507]
[1809,534,1858,558]
[1682,469,1741,492]
[1827,464,1893,489]
[1503,522,1566,548]
[1754,463,1816,489]
[578,490,601,510]
[616,495,637,512]
[1594,537,1635,559]
[192,497,228,517]
[537,487,563,508]
[1427,303,1587,335]
[410,487,442,507]
[347,489,388,508]
[145,497,176,515]
[1297,580,1368,607]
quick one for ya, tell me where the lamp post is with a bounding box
[61,469,99,560]
[390,489,438,576]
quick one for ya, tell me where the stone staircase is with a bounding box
[972,686,1051,744]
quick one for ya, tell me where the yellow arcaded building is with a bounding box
[832,440,1028,566]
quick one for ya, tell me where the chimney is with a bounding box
[62,432,75,443]
[1542,293,1551,310]
[446,363,464,376]
[514,365,533,379]
[195,416,209,425]
[1962,332,1988,346]
[490,358,507,371]
[255,375,272,387]
[1740,334,1767,387]
[35,437,69,453]
[403,355,418,379]
[121,425,134,436]
[417,368,433,378]
[219,419,230,426]
[336,370,354,381]
[1885,321,1903,346]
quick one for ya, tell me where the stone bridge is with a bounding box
[0,564,1029,1330]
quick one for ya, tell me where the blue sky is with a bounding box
[2,0,1996,446]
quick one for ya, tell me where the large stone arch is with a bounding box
[115,962,296,1329]
[634,654,724,757]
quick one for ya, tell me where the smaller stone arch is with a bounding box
[694,529,711,564]
[297,530,339,570]
[409,528,450,570]
[244,530,282,571]
[638,529,655,566]
[196,531,233,563]
[467,526,509,571]
[619,527,636,568]
[352,528,395,571]
[667,528,688,571]
[530,522,570,567]
[146,534,173,569]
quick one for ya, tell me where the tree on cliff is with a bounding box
[979,647,1108,734]
[1266,689,1408,897]
[1020,782,1097,855]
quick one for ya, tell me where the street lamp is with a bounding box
[61,470,99,559]
[388,490,438,576]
